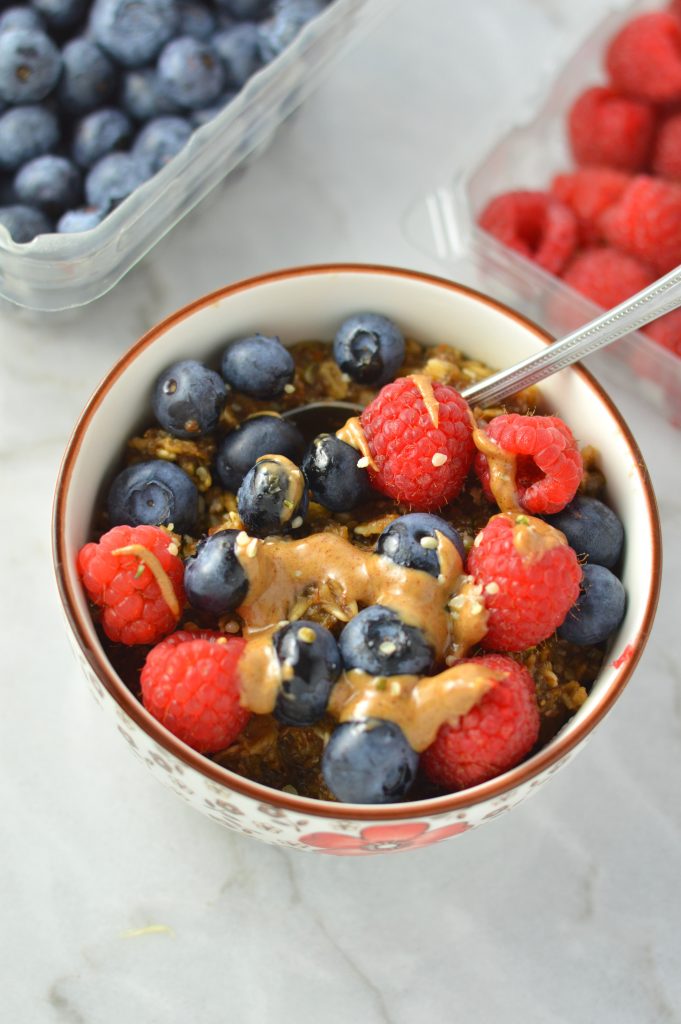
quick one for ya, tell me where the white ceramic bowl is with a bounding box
[53,265,661,856]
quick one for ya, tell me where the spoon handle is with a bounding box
[461,262,681,407]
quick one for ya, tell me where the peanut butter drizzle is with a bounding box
[502,512,569,562]
[448,576,489,659]
[236,626,285,714]
[235,530,464,654]
[335,417,377,471]
[111,543,180,617]
[472,427,521,513]
[328,663,503,752]
[255,453,305,526]
[409,373,440,428]
[233,528,505,735]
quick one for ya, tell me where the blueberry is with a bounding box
[272,620,341,726]
[0,202,51,241]
[14,155,81,215]
[322,718,418,804]
[85,151,151,209]
[57,205,105,232]
[177,0,215,40]
[91,0,179,68]
[0,29,62,104]
[107,459,198,534]
[152,359,227,438]
[0,104,59,171]
[0,8,45,33]
[258,0,326,62]
[216,0,271,19]
[544,495,624,569]
[157,36,225,110]
[237,455,308,536]
[132,115,192,172]
[214,23,262,89]
[72,107,132,168]
[332,312,405,386]
[121,67,182,121]
[376,513,465,578]
[558,563,626,647]
[215,413,305,492]
[184,529,249,615]
[58,38,117,115]
[221,334,294,398]
[31,0,89,30]
[339,604,433,677]
[301,433,372,512]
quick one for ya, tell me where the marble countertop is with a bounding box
[1,1,679,1020]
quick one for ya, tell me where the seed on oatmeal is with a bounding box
[284,384,296,394]
[224,621,240,634]
[420,536,438,549]
[291,516,304,529]
[282,784,298,794]
[431,452,448,467]
[357,456,370,469]
[167,541,179,556]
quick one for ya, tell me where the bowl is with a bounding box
[52,263,661,855]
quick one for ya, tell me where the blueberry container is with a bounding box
[0,0,387,312]
[407,0,681,427]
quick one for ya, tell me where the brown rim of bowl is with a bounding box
[52,263,662,821]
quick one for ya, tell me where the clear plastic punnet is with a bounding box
[0,0,387,312]
[406,0,681,427]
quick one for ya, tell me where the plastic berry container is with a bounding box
[0,0,387,313]
[405,0,681,427]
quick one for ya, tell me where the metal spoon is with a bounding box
[285,261,681,428]
[462,261,681,407]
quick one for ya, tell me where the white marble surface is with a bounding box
[1,1,680,1020]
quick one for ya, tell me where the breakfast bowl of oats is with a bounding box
[52,264,660,854]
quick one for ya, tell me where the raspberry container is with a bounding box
[406,0,681,426]
[0,0,387,313]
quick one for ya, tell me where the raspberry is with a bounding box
[599,175,681,274]
[567,86,656,172]
[478,190,578,274]
[467,513,582,652]
[652,112,681,181]
[78,524,185,645]
[474,414,582,515]
[141,633,249,753]
[561,247,655,310]
[421,654,540,790]
[551,168,631,244]
[360,376,474,511]
[644,308,681,356]
[606,12,681,104]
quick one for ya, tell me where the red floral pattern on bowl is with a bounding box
[300,821,470,855]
